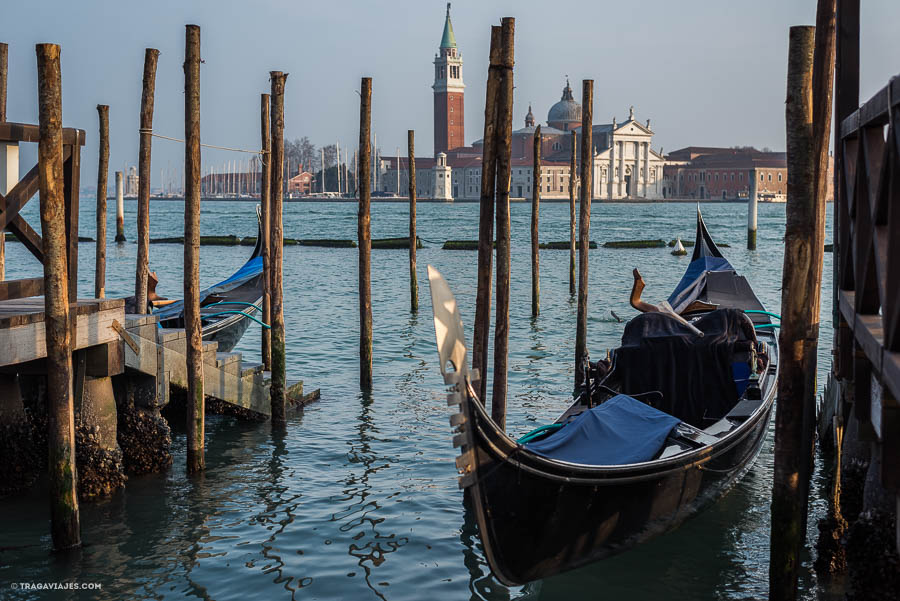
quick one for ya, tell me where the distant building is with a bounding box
[288,168,314,195]
[383,89,666,200]
[126,166,139,197]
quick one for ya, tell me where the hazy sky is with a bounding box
[3,0,899,189]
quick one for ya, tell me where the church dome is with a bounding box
[547,79,581,129]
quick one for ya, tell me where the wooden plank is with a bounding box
[0,277,43,300]
[111,319,139,354]
[0,303,123,367]
[0,122,85,146]
[855,313,884,376]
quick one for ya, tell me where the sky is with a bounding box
[3,0,899,191]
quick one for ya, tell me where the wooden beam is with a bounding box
[0,277,43,300]
[0,122,85,146]
[6,214,43,262]
[63,141,80,302]
[0,146,71,230]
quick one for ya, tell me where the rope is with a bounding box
[139,128,267,155]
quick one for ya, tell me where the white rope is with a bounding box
[138,129,267,155]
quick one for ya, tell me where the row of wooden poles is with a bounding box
[356,10,838,601]
[358,20,588,430]
[34,25,290,550]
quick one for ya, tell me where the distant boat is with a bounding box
[152,208,266,353]
[425,210,779,585]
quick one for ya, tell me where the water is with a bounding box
[1,199,834,600]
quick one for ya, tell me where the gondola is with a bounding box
[426,210,779,586]
[152,208,266,353]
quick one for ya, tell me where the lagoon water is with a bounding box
[1,199,834,600]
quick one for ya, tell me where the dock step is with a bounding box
[240,361,264,378]
[216,352,243,376]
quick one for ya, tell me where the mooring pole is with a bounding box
[37,42,80,551]
[569,129,576,296]
[358,77,373,391]
[260,93,272,370]
[269,72,287,425]
[531,125,541,318]
[408,129,418,313]
[491,17,515,430]
[769,25,820,601]
[115,171,125,242]
[472,25,502,403]
[95,105,109,298]
[0,42,7,280]
[183,25,204,474]
[748,175,758,250]
[574,80,593,389]
[135,48,159,313]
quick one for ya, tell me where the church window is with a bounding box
[739,173,743,181]
[760,173,764,181]
[778,173,783,182]
[768,173,772,182]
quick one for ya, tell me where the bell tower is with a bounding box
[433,3,465,156]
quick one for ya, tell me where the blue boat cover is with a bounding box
[525,394,681,465]
[153,256,263,322]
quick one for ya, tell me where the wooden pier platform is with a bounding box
[0,297,124,368]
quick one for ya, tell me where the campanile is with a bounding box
[433,3,465,156]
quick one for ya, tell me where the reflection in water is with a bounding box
[337,395,408,600]
[460,496,511,601]
[251,427,308,598]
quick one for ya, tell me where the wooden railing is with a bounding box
[0,121,85,300]
[835,74,900,488]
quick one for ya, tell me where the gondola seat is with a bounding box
[614,309,756,427]
[525,394,681,465]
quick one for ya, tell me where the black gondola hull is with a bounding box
[460,376,774,585]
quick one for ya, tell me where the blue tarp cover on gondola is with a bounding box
[525,394,681,465]
[153,256,263,321]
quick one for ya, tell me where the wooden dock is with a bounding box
[0,298,124,368]
[122,313,280,417]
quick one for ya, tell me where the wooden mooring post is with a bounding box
[472,25,501,403]
[135,48,159,313]
[95,104,108,298]
[491,17,514,430]
[408,129,418,313]
[574,80,593,388]
[769,25,823,600]
[37,42,80,550]
[531,125,541,318]
[115,170,125,242]
[0,42,6,280]
[260,93,272,370]
[269,72,287,424]
[184,25,204,473]
[358,77,373,391]
[569,130,576,296]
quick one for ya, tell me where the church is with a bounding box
[379,4,668,201]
